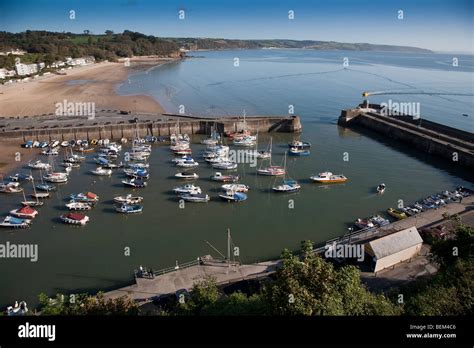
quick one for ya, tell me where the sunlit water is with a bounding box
[0,50,473,307]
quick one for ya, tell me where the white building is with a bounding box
[66,56,95,66]
[14,62,45,76]
[0,49,26,56]
[0,68,16,79]
[365,226,423,273]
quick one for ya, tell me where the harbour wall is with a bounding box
[0,115,302,142]
[338,106,474,168]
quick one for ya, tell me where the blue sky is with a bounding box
[0,0,472,52]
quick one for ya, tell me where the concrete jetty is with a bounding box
[0,111,302,143]
[104,195,473,302]
[338,104,474,168]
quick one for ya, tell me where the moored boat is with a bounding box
[354,218,375,230]
[273,179,301,193]
[0,216,31,229]
[60,213,90,225]
[310,172,348,184]
[387,208,407,220]
[173,184,202,195]
[122,178,147,188]
[288,140,311,149]
[174,172,199,180]
[218,190,247,202]
[70,192,99,203]
[179,193,210,203]
[211,172,239,182]
[91,167,112,176]
[288,147,310,156]
[65,202,93,210]
[115,203,143,214]
[221,184,250,192]
[9,206,38,219]
[114,194,144,204]
[377,183,386,194]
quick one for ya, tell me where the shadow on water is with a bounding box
[346,125,474,184]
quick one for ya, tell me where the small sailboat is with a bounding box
[179,193,210,203]
[310,172,348,184]
[272,154,301,193]
[21,184,43,207]
[65,202,93,210]
[91,167,112,176]
[0,216,31,229]
[219,190,248,202]
[114,194,144,204]
[115,204,143,214]
[175,172,199,180]
[60,213,90,225]
[173,184,202,195]
[257,138,285,176]
[377,183,386,194]
[211,172,239,182]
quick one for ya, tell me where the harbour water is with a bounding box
[1,50,473,307]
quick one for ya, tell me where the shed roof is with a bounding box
[366,226,423,259]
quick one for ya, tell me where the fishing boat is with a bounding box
[10,206,38,219]
[257,138,285,176]
[28,160,51,170]
[310,172,348,184]
[0,182,23,193]
[272,154,301,192]
[179,193,210,203]
[122,178,147,188]
[173,184,202,195]
[0,216,31,229]
[211,172,239,182]
[288,147,310,156]
[115,204,143,214]
[387,208,407,220]
[174,172,199,180]
[70,192,99,203]
[65,202,92,210]
[354,218,375,230]
[60,213,90,225]
[377,183,386,194]
[369,215,390,227]
[288,140,311,149]
[221,184,250,192]
[212,161,237,170]
[219,190,247,202]
[114,194,144,204]
[176,160,199,168]
[91,167,112,176]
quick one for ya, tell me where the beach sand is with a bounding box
[0,58,173,118]
[0,142,40,178]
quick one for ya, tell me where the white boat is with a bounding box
[377,183,386,194]
[66,202,92,210]
[7,301,29,315]
[233,136,256,147]
[310,172,348,184]
[115,204,143,214]
[221,184,250,192]
[122,178,147,188]
[0,183,23,193]
[43,172,68,183]
[174,172,199,180]
[179,193,210,203]
[10,206,39,219]
[212,161,237,170]
[91,167,112,176]
[60,213,89,225]
[257,138,285,176]
[211,172,239,182]
[114,194,144,204]
[28,160,51,170]
[172,155,194,163]
[219,190,247,202]
[173,184,202,194]
[60,141,70,147]
[0,216,31,228]
[41,149,59,156]
[176,160,199,168]
[32,192,50,199]
[272,154,301,193]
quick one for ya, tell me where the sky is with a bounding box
[0,0,472,52]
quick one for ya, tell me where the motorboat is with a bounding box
[369,215,390,227]
[288,147,310,156]
[354,218,375,230]
[0,182,23,193]
[172,155,194,164]
[176,160,199,168]
[122,178,147,188]
[60,213,90,225]
[41,149,59,156]
[173,184,202,195]
[173,148,192,155]
[179,193,210,203]
[387,208,407,220]
[91,167,112,176]
[273,179,301,193]
[257,166,285,176]
[9,173,33,182]
[288,140,311,149]
[221,184,250,192]
[310,172,348,184]
[66,202,93,210]
[0,216,30,229]
[36,183,56,191]
[62,162,80,168]
[219,190,247,202]
[174,172,199,180]
[32,192,50,199]
[211,172,239,182]
[10,206,38,219]
[233,136,256,147]
[201,138,218,146]
[114,194,144,204]
[61,141,70,147]
[70,192,99,203]
[115,204,143,214]
[377,183,386,194]
[43,172,68,183]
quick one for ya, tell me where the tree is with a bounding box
[105,30,114,36]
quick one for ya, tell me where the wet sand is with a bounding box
[0,142,40,178]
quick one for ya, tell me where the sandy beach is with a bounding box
[0,58,175,118]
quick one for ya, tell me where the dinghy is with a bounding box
[114,194,144,204]
[377,183,386,194]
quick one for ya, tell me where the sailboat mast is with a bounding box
[227,228,231,270]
